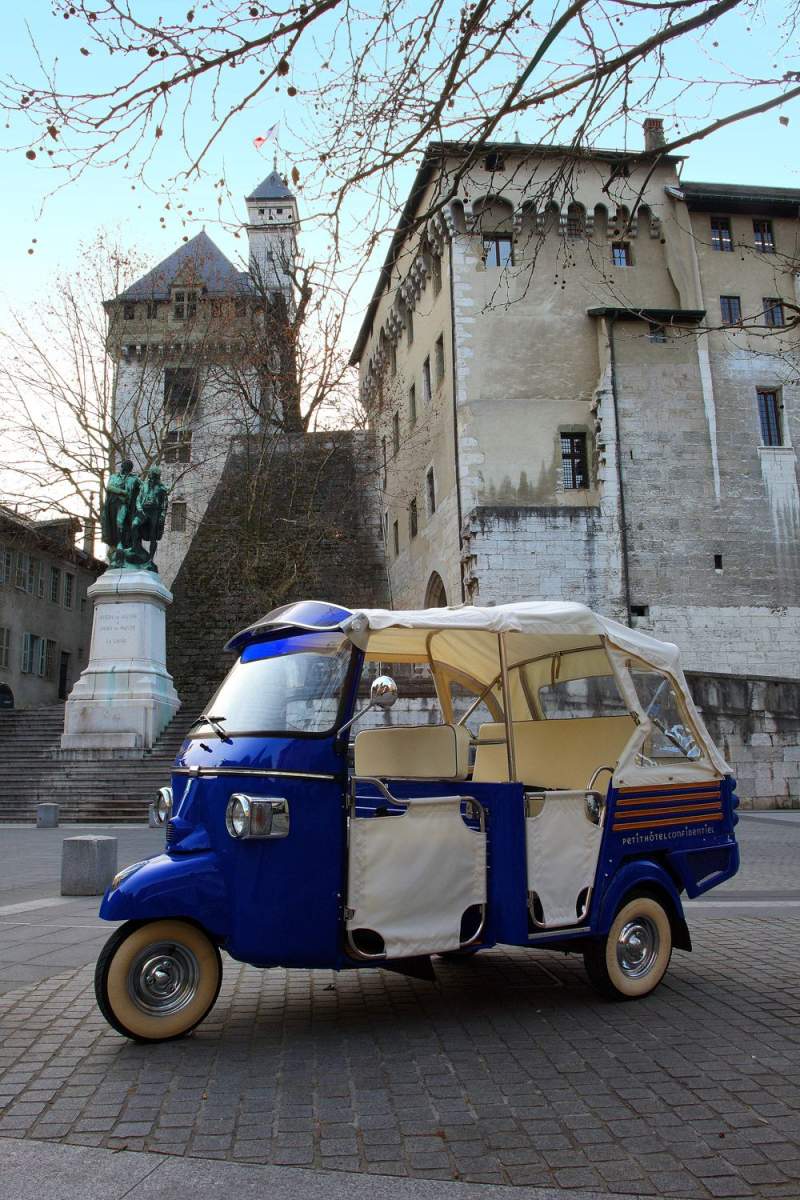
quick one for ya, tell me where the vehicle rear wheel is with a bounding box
[95,919,222,1042]
[583,895,672,1000]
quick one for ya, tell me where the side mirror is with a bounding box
[338,674,399,738]
[370,675,398,710]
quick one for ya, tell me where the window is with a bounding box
[714,554,723,572]
[0,547,10,585]
[763,298,785,328]
[405,307,414,347]
[483,235,513,268]
[170,501,187,532]
[392,519,399,557]
[173,288,198,320]
[63,573,75,610]
[409,498,418,539]
[753,220,775,253]
[631,669,701,761]
[146,301,159,319]
[21,633,46,677]
[648,323,667,344]
[123,302,136,320]
[389,342,397,376]
[710,216,733,252]
[720,295,742,326]
[17,555,41,596]
[49,567,61,603]
[435,335,445,385]
[611,243,632,267]
[0,627,9,670]
[164,367,199,411]
[560,433,589,490]
[409,384,417,428]
[392,411,400,456]
[757,389,783,446]
[566,208,585,238]
[381,436,387,489]
[164,428,193,464]
[426,467,436,515]
[422,357,432,406]
[383,511,389,546]
[484,152,505,172]
[45,639,56,680]
[432,254,442,297]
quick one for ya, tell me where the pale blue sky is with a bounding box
[3,0,799,345]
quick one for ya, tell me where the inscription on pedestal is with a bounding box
[93,603,142,658]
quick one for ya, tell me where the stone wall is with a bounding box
[688,672,800,810]
[166,429,389,704]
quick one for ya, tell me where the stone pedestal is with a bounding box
[61,569,180,752]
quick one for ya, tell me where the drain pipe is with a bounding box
[605,315,632,624]
[448,236,466,602]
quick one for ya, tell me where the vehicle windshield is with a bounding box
[192,632,353,737]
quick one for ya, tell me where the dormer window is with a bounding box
[123,302,136,320]
[173,288,198,320]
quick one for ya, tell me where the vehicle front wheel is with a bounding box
[583,895,672,1000]
[95,919,222,1042]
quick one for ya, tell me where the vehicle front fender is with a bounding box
[99,852,229,941]
[595,859,691,951]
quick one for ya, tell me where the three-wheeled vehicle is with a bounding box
[95,599,739,1041]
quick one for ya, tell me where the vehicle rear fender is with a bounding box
[596,860,691,952]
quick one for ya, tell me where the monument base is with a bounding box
[62,569,180,752]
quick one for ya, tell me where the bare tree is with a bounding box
[3,0,800,255]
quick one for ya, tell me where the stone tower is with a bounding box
[245,169,299,296]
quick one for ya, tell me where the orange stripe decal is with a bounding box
[617,792,721,808]
[614,802,723,820]
[612,813,724,832]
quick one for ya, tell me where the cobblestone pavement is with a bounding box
[0,816,798,1199]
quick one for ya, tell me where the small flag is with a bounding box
[253,123,279,151]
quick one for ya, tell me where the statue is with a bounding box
[128,466,169,572]
[101,461,169,573]
[100,459,139,568]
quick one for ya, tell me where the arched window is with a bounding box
[425,572,448,608]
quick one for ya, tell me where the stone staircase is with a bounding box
[0,702,204,823]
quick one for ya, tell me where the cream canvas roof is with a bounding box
[344,601,682,676]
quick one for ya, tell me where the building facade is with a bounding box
[107,171,300,588]
[0,507,104,708]
[351,128,800,678]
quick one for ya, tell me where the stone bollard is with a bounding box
[36,803,59,829]
[61,836,118,897]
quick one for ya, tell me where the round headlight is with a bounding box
[155,786,173,824]
[226,795,250,839]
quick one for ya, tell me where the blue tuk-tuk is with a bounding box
[95,599,739,1041]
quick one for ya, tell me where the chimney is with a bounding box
[643,118,666,152]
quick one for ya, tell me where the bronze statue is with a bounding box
[100,459,139,567]
[101,461,169,573]
[128,466,169,572]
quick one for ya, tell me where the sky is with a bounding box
[2,0,799,363]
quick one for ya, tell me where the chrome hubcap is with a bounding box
[128,941,199,1016]
[616,918,659,979]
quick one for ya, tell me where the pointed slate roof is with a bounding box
[115,231,250,301]
[246,170,294,202]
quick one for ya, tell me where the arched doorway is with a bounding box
[0,684,14,709]
[425,571,447,609]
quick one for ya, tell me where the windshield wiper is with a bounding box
[188,713,232,743]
